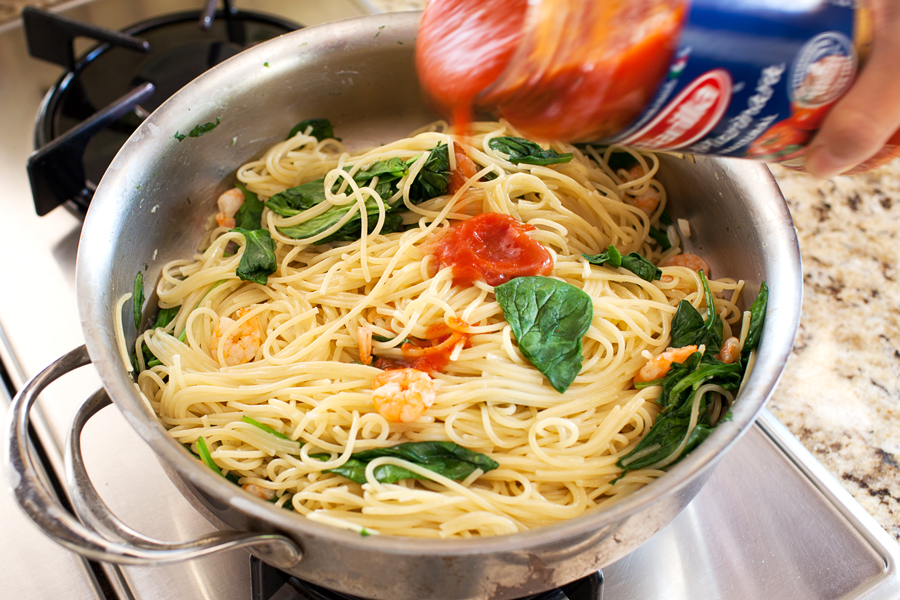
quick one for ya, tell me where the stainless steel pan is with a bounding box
[6,12,802,600]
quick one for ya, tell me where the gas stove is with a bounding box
[1,2,899,600]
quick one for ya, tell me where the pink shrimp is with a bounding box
[215,187,245,228]
[371,368,436,423]
[717,337,741,364]
[634,345,698,383]
[623,165,660,215]
[210,308,261,366]
[358,326,373,365]
[242,483,275,500]
[660,253,710,276]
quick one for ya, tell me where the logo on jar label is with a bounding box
[790,31,856,108]
[618,69,732,149]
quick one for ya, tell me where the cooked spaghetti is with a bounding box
[126,120,754,538]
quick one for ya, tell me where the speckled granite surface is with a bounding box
[768,159,900,541]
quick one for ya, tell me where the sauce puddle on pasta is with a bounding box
[123,118,766,538]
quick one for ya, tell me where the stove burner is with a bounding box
[250,557,604,600]
[24,3,300,216]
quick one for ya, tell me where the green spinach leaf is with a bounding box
[741,282,768,360]
[133,272,145,331]
[583,245,662,282]
[318,441,498,485]
[175,118,221,141]
[489,136,573,166]
[191,438,239,484]
[668,271,723,353]
[233,183,265,230]
[233,228,277,285]
[616,409,714,472]
[266,179,329,217]
[494,276,593,393]
[241,416,299,443]
[286,118,337,141]
[658,206,672,227]
[271,144,450,243]
[408,143,451,201]
[648,225,672,250]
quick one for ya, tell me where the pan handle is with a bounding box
[4,345,302,568]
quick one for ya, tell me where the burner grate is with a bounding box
[23,3,300,216]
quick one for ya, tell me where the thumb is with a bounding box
[806,0,900,178]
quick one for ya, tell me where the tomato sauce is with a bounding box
[373,318,471,373]
[433,213,553,287]
[416,0,684,142]
[415,0,528,117]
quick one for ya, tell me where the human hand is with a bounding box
[806,0,900,178]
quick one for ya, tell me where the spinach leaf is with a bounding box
[583,245,662,282]
[265,178,329,217]
[618,353,742,473]
[153,306,181,329]
[271,144,450,243]
[657,356,743,410]
[275,198,391,242]
[241,416,299,443]
[602,149,640,172]
[133,272,145,331]
[655,352,702,409]
[494,276,593,393]
[489,136,573,166]
[287,118,337,141]
[192,438,240,484]
[698,270,723,353]
[233,228,277,285]
[617,279,771,477]
[408,143,451,202]
[372,333,410,345]
[175,118,221,141]
[668,271,723,353]
[318,441,498,485]
[742,282,768,360]
[616,408,714,472]
[233,183,265,230]
[319,212,405,244]
[648,225,672,250]
[670,301,706,349]
[658,206,673,227]
[352,157,408,185]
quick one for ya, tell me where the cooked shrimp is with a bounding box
[371,368,436,423]
[622,165,659,215]
[634,345,698,383]
[660,253,710,276]
[717,337,741,364]
[242,483,275,500]
[210,308,261,366]
[215,187,245,228]
[358,326,373,365]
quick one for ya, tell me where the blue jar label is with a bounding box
[606,0,858,165]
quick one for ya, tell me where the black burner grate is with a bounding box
[24,3,300,216]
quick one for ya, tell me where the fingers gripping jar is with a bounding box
[416,0,889,171]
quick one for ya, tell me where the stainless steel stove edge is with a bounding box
[754,409,900,599]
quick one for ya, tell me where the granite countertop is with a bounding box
[767,159,900,541]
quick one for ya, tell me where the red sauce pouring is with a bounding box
[415,0,685,142]
[433,213,553,287]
